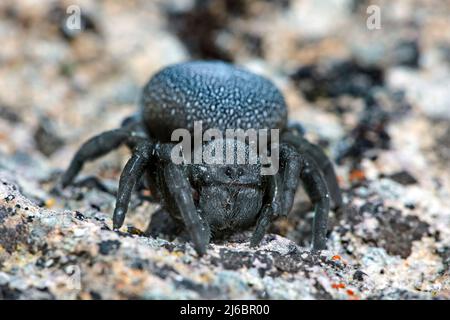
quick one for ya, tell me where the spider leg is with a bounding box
[60,114,146,189]
[299,155,331,251]
[112,140,153,229]
[61,129,131,188]
[250,144,302,247]
[278,144,331,251]
[250,174,281,247]
[250,141,304,247]
[163,162,211,256]
[278,144,302,217]
[282,131,343,210]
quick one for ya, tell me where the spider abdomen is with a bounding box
[139,61,288,142]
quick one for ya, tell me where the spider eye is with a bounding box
[225,167,233,177]
[237,168,244,176]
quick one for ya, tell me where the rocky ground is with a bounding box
[0,0,449,299]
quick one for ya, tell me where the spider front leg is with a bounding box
[299,154,331,250]
[112,140,153,229]
[250,174,281,247]
[283,130,343,210]
[278,144,331,251]
[250,144,301,247]
[60,115,146,189]
[60,128,131,188]
[163,162,211,256]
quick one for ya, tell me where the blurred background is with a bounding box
[1,0,450,184]
[0,0,450,299]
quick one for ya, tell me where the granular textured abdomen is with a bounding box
[140,61,288,141]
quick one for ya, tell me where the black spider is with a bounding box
[59,61,343,256]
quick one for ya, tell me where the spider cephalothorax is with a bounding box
[60,61,343,256]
